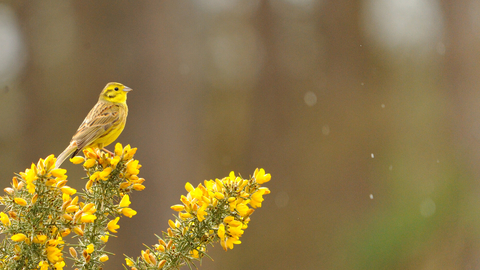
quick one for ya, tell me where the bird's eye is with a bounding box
[114,87,119,91]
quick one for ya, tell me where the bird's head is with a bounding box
[99,82,132,103]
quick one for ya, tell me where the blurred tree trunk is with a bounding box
[444,0,480,268]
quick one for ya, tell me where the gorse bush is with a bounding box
[0,143,271,270]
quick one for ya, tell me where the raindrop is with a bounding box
[369,194,373,199]
[304,91,317,106]
[371,153,374,158]
[381,104,385,108]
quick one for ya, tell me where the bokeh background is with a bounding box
[0,0,479,269]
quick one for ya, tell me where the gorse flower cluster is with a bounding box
[125,168,271,270]
[0,143,271,270]
[0,143,144,269]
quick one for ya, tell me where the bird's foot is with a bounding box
[102,148,114,156]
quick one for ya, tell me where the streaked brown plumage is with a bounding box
[55,82,132,168]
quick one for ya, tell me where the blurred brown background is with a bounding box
[0,0,478,269]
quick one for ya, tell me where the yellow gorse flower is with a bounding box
[54,261,65,270]
[50,168,66,179]
[14,197,27,206]
[119,194,137,217]
[84,158,96,168]
[108,217,120,233]
[253,168,271,184]
[81,214,97,223]
[11,233,27,242]
[99,167,113,180]
[121,208,137,218]
[60,186,76,196]
[250,187,270,208]
[38,261,49,270]
[125,258,134,266]
[126,160,140,175]
[46,245,62,263]
[86,244,94,254]
[100,232,109,243]
[21,163,38,194]
[119,194,131,208]
[235,203,250,217]
[73,226,84,236]
[197,202,208,222]
[69,156,85,164]
[33,235,48,244]
[0,212,10,226]
[99,254,109,262]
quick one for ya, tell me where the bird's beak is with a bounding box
[123,86,133,92]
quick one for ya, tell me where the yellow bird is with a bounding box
[55,82,132,168]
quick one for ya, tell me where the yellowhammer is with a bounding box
[55,82,132,168]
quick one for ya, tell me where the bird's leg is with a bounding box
[102,148,114,156]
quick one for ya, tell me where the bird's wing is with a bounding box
[71,102,120,150]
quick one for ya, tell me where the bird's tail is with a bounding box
[55,142,78,168]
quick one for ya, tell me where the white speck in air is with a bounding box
[304,91,317,107]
